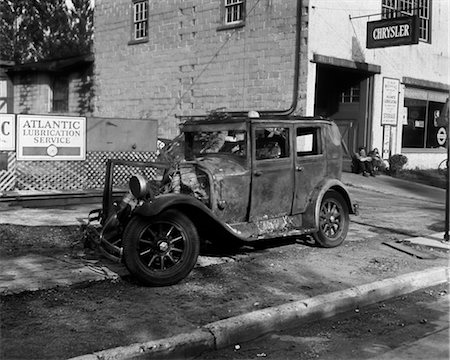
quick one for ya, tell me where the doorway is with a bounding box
[314,64,373,171]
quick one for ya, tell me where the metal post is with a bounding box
[445,121,450,242]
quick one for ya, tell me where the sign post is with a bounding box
[436,99,449,242]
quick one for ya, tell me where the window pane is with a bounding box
[382,0,430,42]
[402,98,426,148]
[133,1,148,40]
[53,78,69,113]
[224,0,244,24]
[255,127,289,160]
[296,127,321,156]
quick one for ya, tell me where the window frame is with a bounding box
[295,127,323,158]
[51,76,69,113]
[381,0,431,43]
[254,127,290,161]
[129,0,149,44]
[401,97,447,149]
[218,0,246,31]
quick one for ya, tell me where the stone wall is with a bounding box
[94,0,309,139]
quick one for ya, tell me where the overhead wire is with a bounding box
[165,0,263,120]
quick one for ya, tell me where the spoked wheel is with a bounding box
[123,209,199,286]
[313,190,349,248]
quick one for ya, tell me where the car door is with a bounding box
[249,123,294,221]
[292,124,326,214]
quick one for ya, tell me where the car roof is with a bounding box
[181,114,333,127]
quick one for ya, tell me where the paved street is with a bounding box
[194,285,449,360]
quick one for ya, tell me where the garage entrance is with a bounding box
[313,59,379,171]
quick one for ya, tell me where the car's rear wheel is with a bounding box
[123,209,199,286]
[313,190,349,248]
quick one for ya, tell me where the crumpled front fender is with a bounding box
[133,193,247,242]
[134,193,210,217]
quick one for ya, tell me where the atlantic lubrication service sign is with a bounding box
[17,115,86,161]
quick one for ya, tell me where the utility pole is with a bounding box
[445,117,449,242]
[437,99,449,242]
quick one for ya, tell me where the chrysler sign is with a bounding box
[367,16,419,49]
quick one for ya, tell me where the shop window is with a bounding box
[255,127,289,160]
[219,0,246,30]
[296,127,322,156]
[402,98,446,148]
[52,77,69,113]
[131,0,148,42]
[381,0,431,43]
[340,85,360,103]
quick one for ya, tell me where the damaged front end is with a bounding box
[84,139,213,262]
[85,158,171,261]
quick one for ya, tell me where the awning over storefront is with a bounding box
[312,54,381,74]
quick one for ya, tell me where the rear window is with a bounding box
[296,127,322,156]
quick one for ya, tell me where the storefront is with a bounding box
[400,78,448,168]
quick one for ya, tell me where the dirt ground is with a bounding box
[0,187,448,360]
[1,225,448,360]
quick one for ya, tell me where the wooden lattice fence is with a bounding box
[0,151,158,193]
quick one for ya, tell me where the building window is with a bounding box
[225,0,245,24]
[132,0,148,41]
[402,98,446,148]
[340,85,360,103]
[381,0,431,42]
[219,0,245,30]
[52,77,69,113]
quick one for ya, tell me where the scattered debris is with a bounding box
[382,241,438,259]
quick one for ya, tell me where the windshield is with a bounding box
[185,130,247,159]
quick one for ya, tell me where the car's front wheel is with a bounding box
[313,190,349,248]
[122,209,200,286]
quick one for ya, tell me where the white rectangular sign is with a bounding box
[17,115,86,160]
[0,114,15,151]
[381,77,400,126]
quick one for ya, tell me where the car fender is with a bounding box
[133,193,247,242]
[302,178,357,229]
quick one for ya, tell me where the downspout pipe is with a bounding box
[229,0,303,117]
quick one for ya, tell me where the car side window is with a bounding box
[296,127,321,156]
[255,127,289,160]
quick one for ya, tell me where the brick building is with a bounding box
[10,54,95,116]
[93,0,309,139]
[93,0,449,169]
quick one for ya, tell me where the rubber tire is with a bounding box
[122,209,200,286]
[313,190,349,248]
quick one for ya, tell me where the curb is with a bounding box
[69,266,449,360]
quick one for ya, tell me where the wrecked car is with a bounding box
[88,112,358,286]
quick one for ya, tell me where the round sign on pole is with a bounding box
[437,127,447,146]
